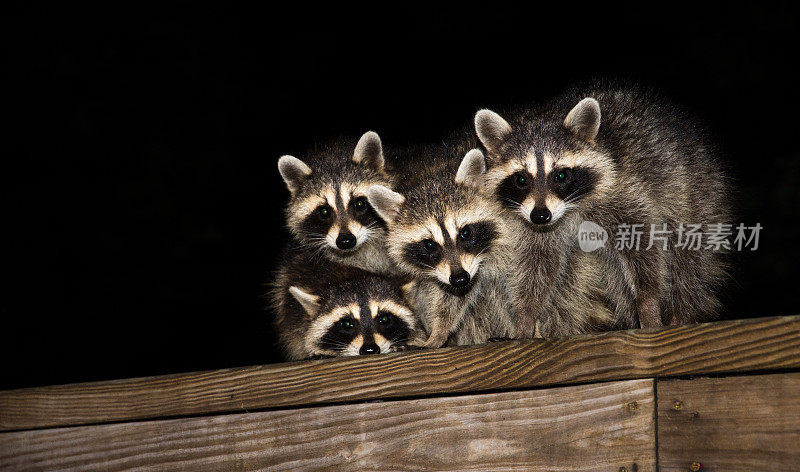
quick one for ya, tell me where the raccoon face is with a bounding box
[398,217,498,294]
[290,182,386,252]
[368,150,501,295]
[278,131,391,253]
[475,99,616,229]
[289,286,417,357]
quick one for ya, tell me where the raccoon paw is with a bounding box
[389,344,409,353]
[487,337,513,343]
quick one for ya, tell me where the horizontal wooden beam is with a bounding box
[657,372,800,471]
[0,380,656,471]
[1,315,799,431]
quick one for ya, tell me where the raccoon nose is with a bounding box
[449,269,471,288]
[359,342,380,355]
[530,208,552,224]
[336,232,357,250]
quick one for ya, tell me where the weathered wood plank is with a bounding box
[0,379,656,472]
[658,373,800,471]
[1,315,799,431]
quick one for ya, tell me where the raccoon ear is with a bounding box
[353,131,385,173]
[288,286,320,316]
[564,97,601,142]
[455,149,487,189]
[367,185,405,224]
[474,109,512,153]
[278,155,312,195]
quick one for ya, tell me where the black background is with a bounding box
[3,3,799,389]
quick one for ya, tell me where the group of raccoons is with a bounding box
[268,81,732,361]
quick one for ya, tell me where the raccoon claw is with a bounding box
[306,354,332,361]
[406,341,430,350]
[487,337,513,343]
[395,343,426,352]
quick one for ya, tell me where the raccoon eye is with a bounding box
[376,311,393,325]
[317,205,333,220]
[340,318,355,330]
[422,239,436,252]
[458,226,472,241]
[554,169,569,183]
[514,172,528,188]
[352,197,368,213]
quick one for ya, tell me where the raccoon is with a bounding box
[473,82,731,337]
[277,131,398,275]
[367,137,518,348]
[269,242,425,361]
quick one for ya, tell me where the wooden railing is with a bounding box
[1,315,799,471]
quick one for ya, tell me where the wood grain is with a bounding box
[658,373,800,471]
[1,315,799,431]
[0,379,656,472]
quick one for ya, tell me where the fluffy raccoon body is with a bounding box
[269,241,425,361]
[368,135,518,347]
[474,82,731,337]
[277,132,399,275]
